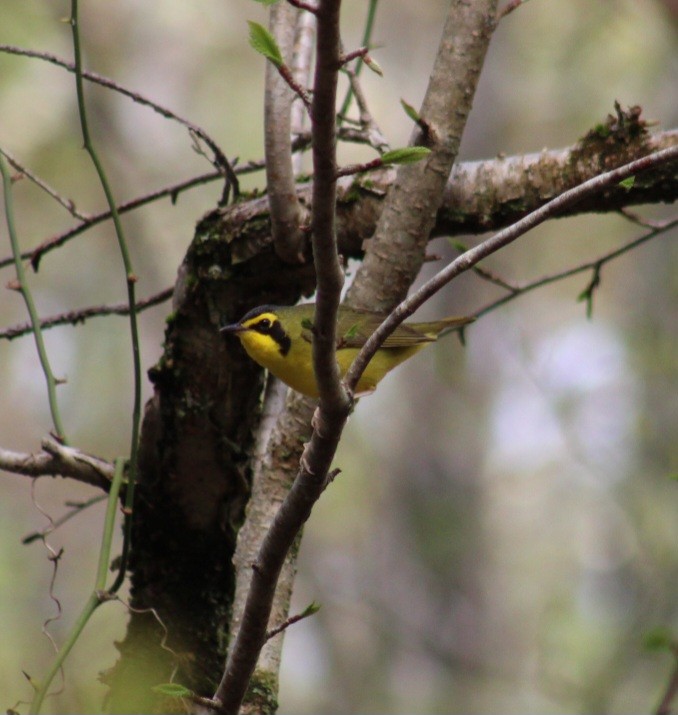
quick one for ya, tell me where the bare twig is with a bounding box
[0,171,219,272]
[0,286,173,341]
[0,44,239,202]
[337,0,379,121]
[340,62,389,153]
[30,480,66,698]
[473,215,678,318]
[275,64,314,113]
[497,0,531,20]
[67,0,140,597]
[22,494,108,544]
[618,207,669,230]
[0,439,115,491]
[265,602,320,641]
[335,156,384,178]
[0,147,91,221]
[340,46,368,65]
[1,155,68,442]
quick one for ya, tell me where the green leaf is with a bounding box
[301,600,321,617]
[252,0,280,5]
[446,238,469,253]
[344,323,359,340]
[151,682,193,698]
[363,54,383,77]
[301,317,314,331]
[643,626,674,652]
[247,21,283,68]
[400,99,421,124]
[619,176,635,189]
[381,146,431,165]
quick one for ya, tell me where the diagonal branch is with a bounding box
[473,215,678,318]
[0,44,239,201]
[344,145,678,391]
[0,287,172,341]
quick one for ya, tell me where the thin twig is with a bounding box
[339,46,368,65]
[618,207,669,230]
[265,603,320,641]
[340,63,389,153]
[0,172,220,271]
[22,494,108,544]
[448,240,518,292]
[30,480,66,698]
[0,286,173,341]
[29,457,126,714]
[337,0,379,121]
[0,156,68,442]
[68,0,141,598]
[0,147,91,221]
[0,44,238,201]
[473,215,678,318]
[497,0,531,20]
[335,156,383,178]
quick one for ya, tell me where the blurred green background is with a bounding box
[0,0,676,712]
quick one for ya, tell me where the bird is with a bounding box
[221,303,474,398]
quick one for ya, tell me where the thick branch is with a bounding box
[347,0,499,312]
[198,127,678,267]
[0,439,113,491]
[265,3,307,263]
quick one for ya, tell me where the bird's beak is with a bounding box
[220,322,246,335]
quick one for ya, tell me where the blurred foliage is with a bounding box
[0,0,676,713]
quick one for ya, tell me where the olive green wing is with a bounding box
[335,310,439,349]
[301,309,473,348]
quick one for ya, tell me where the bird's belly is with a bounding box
[247,341,424,398]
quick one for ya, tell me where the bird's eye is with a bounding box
[257,318,271,332]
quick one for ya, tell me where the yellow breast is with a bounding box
[237,329,424,398]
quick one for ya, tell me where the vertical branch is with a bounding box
[265,2,306,263]
[0,156,68,443]
[28,458,126,714]
[309,0,347,408]
[337,0,379,122]
[290,8,316,172]
[223,8,318,691]
[212,2,347,713]
[347,0,499,312]
[69,0,142,593]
